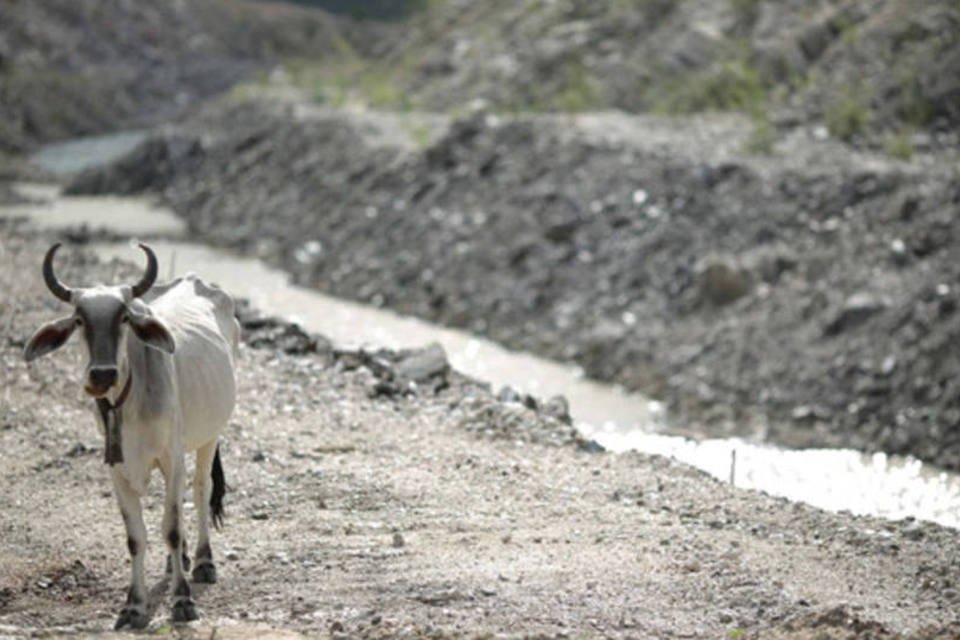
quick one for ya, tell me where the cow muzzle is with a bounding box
[86,366,119,397]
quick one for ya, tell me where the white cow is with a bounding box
[24,243,240,629]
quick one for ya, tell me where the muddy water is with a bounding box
[3,179,959,529]
[29,130,148,175]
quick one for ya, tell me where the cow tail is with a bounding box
[210,444,226,530]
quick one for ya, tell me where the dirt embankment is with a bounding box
[2,224,960,639]
[68,98,960,471]
[0,0,390,155]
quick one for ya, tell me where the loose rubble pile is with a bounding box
[235,298,587,450]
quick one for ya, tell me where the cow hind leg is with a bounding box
[161,455,198,623]
[191,441,220,584]
[111,471,150,630]
[165,545,191,574]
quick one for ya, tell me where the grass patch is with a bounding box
[283,57,414,110]
[610,0,678,21]
[825,87,870,141]
[884,128,914,160]
[554,59,603,112]
[897,72,933,127]
[500,57,604,113]
[728,0,762,24]
[743,111,775,154]
[654,59,766,114]
[403,121,433,148]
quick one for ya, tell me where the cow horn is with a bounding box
[42,243,73,302]
[130,243,158,298]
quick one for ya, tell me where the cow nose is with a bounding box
[89,366,118,390]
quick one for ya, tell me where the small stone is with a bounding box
[880,356,897,376]
[542,395,572,425]
[825,293,888,335]
[890,238,908,264]
[392,532,405,548]
[696,255,752,305]
[497,386,522,404]
[393,343,449,382]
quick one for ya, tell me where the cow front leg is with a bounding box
[111,470,150,630]
[191,441,218,584]
[161,456,198,623]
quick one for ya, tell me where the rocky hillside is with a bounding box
[0,0,390,154]
[68,98,960,470]
[315,0,959,148]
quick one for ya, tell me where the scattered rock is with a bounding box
[393,343,449,383]
[824,293,889,336]
[542,395,572,425]
[696,255,752,306]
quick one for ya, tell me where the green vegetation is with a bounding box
[654,59,766,114]
[898,74,933,127]
[825,86,870,141]
[282,36,415,111]
[884,128,914,160]
[403,121,433,148]
[610,0,678,21]
[553,59,604,112]
[744,110,775,154]
[728,0,762,24]
[501,57,604,114]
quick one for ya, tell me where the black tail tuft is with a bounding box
[210,445,226,530]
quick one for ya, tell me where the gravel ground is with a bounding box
[2,227,960,639]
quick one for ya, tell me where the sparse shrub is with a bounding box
[404,122,432,148]
[728,0,762,25]
[744,111,775,154]
[656,60,766,114]
[359,71,409,109]
[898,77,933,127]
[884,129,914,160]
[825,88,870,141]
[554,59,603,112]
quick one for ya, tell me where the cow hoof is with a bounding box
[172,598,199,623]
[115,607,150,630]
[166,553,191,574]
[192,562,217,584]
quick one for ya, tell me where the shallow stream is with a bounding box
[2,132,957,528]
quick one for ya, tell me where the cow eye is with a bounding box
[75,317,83,326]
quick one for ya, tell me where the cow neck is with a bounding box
[98,374,132,466]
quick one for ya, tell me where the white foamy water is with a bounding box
[4,163,959,529]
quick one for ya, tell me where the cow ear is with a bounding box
[128,312,175,354]
[24,316,78,362]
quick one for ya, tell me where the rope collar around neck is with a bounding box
[97,374,132,466]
